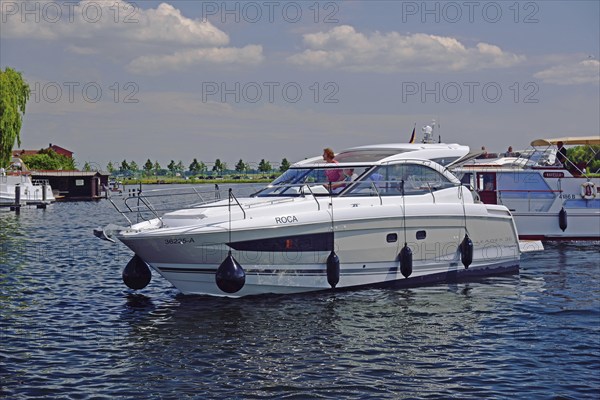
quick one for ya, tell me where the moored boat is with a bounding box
[452,137,600,241]
[95,141,522,297]
[0,158,55,206]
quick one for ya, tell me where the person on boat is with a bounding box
[323,147,342,183]
[477,146,488,159]
[331,168,358,192]
[505,146,516,157]
[343,168,358,182]
[556,141,568,168]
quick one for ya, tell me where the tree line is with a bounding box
[103,158,292,176]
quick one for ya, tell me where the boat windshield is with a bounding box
[342,163,457,196]
[254,166,372,197]
[519,148,557,167]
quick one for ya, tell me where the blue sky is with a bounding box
[1,0,599,169]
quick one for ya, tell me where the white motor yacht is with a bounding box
[0,159,55,206]
[453,137,599,241]
[96,140,522,297]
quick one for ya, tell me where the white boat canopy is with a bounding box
[530,136,600,146]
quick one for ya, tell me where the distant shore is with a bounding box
[117,177,273,185]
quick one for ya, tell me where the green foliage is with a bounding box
[280,158,290,172]
[567,145,600,173]
[235,159,247,172]
[167,160,176,175]
[189,158,200,174]
[120,160,130,172]
[188,159,206,175]
[212,159,225,173]
[21,149,76,170]
[0,67,30,168]
[143,159,154,175]
[166,160,184,175]
[258,159,272,173]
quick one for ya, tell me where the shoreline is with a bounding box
[118,177,272,185]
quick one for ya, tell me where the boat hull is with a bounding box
[117,204,520,297]
[454,167,600,241]
[514,209,600,241]
[148,259,519,297]
[0,175,55,205]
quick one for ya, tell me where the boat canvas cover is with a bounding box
[530,137,600,146]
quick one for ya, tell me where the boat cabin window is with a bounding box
[334,149,410,163]
[460,172,473,186]
[430,156,459,167]
[255,166,371,197]
[343,164,455,196]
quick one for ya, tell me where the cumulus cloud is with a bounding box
[1,1,228,43]
[534,59,600,85]
[287,25,524,73]
[127,45,264,75]
[1,0,262,72]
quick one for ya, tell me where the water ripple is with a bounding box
[1,200,599,399]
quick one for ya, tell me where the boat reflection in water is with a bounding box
[95,141,522,297]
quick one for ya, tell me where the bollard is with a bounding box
[15,184,21,205]
[13,184,21,214]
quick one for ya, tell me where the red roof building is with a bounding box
[48,144,73,158]
[12,143,74,159]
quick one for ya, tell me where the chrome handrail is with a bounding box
[106,184,259,227]
[228,189,246,219]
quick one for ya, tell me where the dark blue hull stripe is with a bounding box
[157,263,519,278]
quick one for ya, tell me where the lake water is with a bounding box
[1,186,599,399]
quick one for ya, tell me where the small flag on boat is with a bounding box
[408,126,416,143]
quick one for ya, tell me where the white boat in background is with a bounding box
[0,159,55,206]
[104,179,123,195]
[95,140,522,297]
[452,137,600,241]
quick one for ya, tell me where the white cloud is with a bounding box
[1,0,262,72]
[127,45,264,75]
[534,59,600,85]
[287,25,524,73]
[131,3,228,45]
[1,0,228,44]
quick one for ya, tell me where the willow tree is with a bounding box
[0,68,30,168]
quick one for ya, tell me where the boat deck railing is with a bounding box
[107,181,351,226]
[107,184,262,226]
[515,145,598,176]
[106,180,473,227]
